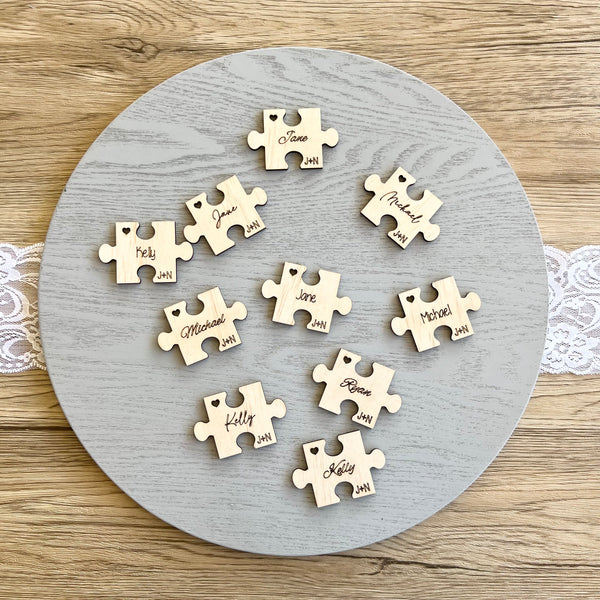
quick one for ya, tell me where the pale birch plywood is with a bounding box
[262,261,353,333]
[193,382,286,459]
[391,276,482,352]
[98,221,193,283]
[183,175,267,255]
[362,166,443,248]
[313,348,402,428]
[157,287,247,365]
[292,430,386,508]
[247,108,339,170]
[38,48,547,556]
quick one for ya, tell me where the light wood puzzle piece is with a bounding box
[193,382,286,459]
[362,166,443,248]
[247,108,339,170]
[183,175,268,255]
[292,430,385,508]
[391,276,481,352]
[261,262,352,333]
[98,221,193,283]
[313,349,402,429]
[157,287,247,366]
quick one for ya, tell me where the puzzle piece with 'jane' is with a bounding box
[247,108,338,170]
[184,175,267,255]
[292,430,385,508]
[261,262,352,333]
[362,166,443,249]
[193,382,286,459]
[313,349,402,429]
[391,276,481,352]
[99,221,193,283]
[158,287,247,365]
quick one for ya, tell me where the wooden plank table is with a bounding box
[1,1,599,597]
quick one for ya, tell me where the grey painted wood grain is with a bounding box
[38,48,548,556]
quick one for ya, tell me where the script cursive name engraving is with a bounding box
[323,459,355,479]
[180,314,225,339]
[213,205,237,229]
[340,378,372,396]
[278,129,308,144]
[224,410,255,432]
[380,191,422,223]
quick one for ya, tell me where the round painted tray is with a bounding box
[39,48,547,556]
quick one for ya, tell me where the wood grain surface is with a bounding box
[0,1,598,597]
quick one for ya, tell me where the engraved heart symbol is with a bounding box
[122,227,131,235]
[269,114,278,121]
[406,295,415,303]
[172,309,180,316]
[310,447,319,455]
[398,174,406,182]
[194,200,202,209]
[211,399,220,407]
[343,356,352,364]
[289,268,298,276]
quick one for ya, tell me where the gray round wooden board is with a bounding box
[39,48,548,556]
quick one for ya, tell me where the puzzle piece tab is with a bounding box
[158,287,247,365]
[261,262,352,333]
[99,221,193,283]
[292,430,385,508]
[183,175,267,255]
[313,349,402,429]
[391,276,481,352]
[193,382,286,459]
[362,166,443,248]
[247,108,338,170]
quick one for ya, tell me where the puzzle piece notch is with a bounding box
[391,276,481,352]
[247,108,339,170]
[313,349,402,429]
[261,262,352,334]
[158,287,247,365]
[193,382,286,459]
[292,430,385,508]
[99,221,193,283]
[183,175,268,255]
[362,166,443,249]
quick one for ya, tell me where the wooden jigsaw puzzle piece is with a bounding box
[99,221,193,284]
[157,287,247,366]
[313,349,402,428]
[362,167,443,248]
[183,176,267,255]
[292,430,385,508]
[193,382,286,459]
[261,262,351,333]
[247,108,338,170]
[391,276,481,351]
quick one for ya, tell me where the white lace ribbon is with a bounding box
[542,245,600,375]
[0,243,46,373]
[1,243,599,375]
